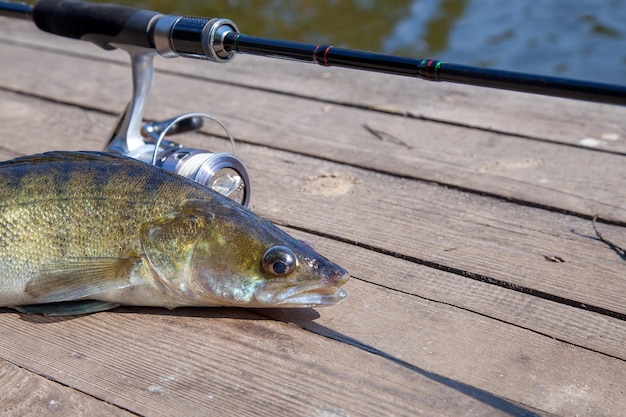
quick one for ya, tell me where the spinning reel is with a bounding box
[104,17,251,206]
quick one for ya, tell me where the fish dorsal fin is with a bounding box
[25,257,138,303]
[0,151,136,168]
[141,199,217,282]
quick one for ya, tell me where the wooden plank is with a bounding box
[0,90,105,155]
[0,32,624,224]
[0,358,133,416]
[2,18,626,154]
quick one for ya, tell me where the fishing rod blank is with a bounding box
[1,0,625,106]
[223,34,626,105]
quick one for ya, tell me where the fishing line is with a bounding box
[592,216,626,261]
[147,113,238,166]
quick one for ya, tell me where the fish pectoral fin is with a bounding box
[14,301,121,316]
[140,199,217,281]
[25,257,138,303]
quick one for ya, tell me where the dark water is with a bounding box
[103,0,626,85]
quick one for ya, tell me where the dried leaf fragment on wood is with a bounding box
[363,124,413,149]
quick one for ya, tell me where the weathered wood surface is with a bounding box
[1,19,625,224]
[0,358,134,416]
[0,17,625,417]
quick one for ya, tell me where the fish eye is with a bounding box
[262,246,296,276]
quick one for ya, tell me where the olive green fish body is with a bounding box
[0,152,348,314]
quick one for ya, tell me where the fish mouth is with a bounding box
[255,279,348,307]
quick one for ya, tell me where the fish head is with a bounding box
[143,199,349,308]
[191,205,349,308]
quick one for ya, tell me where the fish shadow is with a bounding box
[256,309,543,417]
[6,305,320,324]
[116,305,322,322]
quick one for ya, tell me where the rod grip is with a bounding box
[33,0,158,49]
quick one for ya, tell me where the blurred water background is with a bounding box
[102,0,626,84]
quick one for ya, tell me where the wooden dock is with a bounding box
[1,17,625,417]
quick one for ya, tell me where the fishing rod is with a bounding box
[2,0,625,106]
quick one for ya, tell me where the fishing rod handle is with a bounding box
[32,0,238,61]
[33,0,155,49]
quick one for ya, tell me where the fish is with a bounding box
[0,151,348,316]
